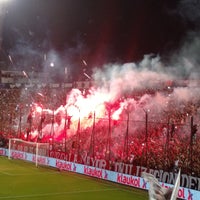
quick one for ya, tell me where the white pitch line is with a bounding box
[0,171,12,176]
[0,170,59,176]
[0,188,118,199]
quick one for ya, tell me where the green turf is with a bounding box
[0,156,148,200]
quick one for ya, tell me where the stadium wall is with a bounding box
[0,147,199,200]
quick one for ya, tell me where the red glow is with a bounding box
[26,87,127,142]
[35,105,42,113]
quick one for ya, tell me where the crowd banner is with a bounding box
[48,151,200,191]
[0,147,199,200]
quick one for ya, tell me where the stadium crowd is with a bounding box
[0,86,199,178]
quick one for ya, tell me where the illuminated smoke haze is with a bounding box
[21,52,200,143]
[1,1,200,160]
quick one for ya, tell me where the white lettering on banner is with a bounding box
[114,162,133,174]
[84,166,103,178]
[136,165,140,176]
[162,171,176,184]
[48,152,200,191]
[100,160,107,169]
[55,152,61,158]
[182,174,189,188]
[82,156,107,169]
[2,147,199,200]
[189,176,198,190]
[198,178,200,191]
[86,156,91,165]
[136,166,200,191]
[49,151,67,160]
[158,170,164,182]
[140,166,148,174]
[113,163,200,191]
[117,174,140,187]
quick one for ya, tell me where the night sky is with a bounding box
[1,0,200,78]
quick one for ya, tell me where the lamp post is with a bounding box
[73,105,81,159]
[17,105,22,139]
[27,107,34,141]
[64,109,67,158]
[190,116,198,174]
[165,116,170,166]
[77,109,81,157]
[38,109,45,142]
[143,109,149,167]
[123,111,129,159]
[89,110,95,157]
[105,106,112,162]
[64,105,73,160]
[50,110,55,150]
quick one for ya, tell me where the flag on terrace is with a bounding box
[142,169,181,200]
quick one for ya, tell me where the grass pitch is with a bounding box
[0,156,148,200]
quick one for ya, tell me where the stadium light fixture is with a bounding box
[50,62,55,67]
